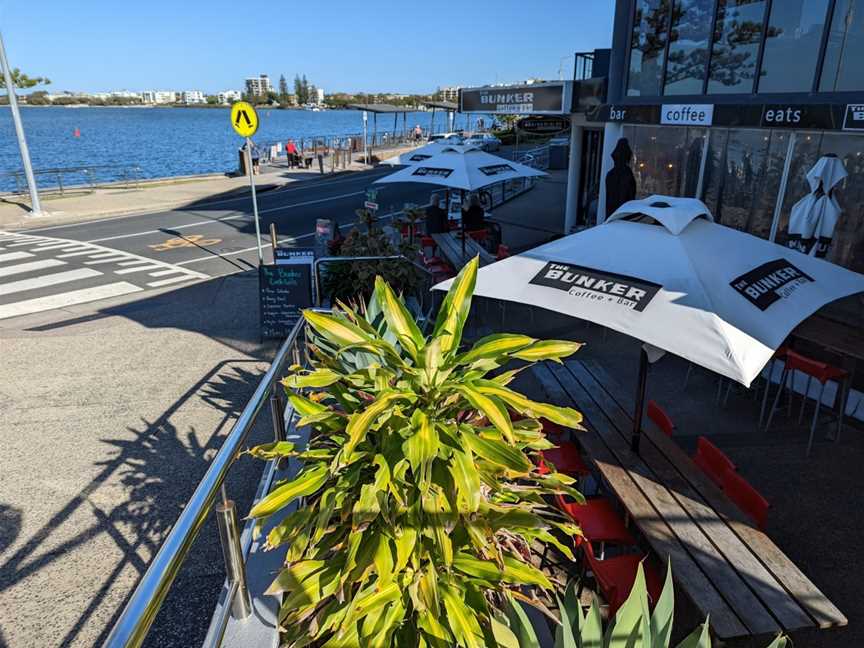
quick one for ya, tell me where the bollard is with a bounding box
[215,499,252,619]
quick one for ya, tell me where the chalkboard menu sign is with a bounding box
[259,248,315,339]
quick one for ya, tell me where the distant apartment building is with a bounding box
[316,88,325,105]
[181,90,205,104]
[217,90,242,104]
[140,91,178,104]
[245,74,272,97]
[437,86,461,102]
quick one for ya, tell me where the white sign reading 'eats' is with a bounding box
[661,104,714,126]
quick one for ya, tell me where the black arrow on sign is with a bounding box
[235,110,252,127]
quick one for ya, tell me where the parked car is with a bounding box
[465,133,501,151]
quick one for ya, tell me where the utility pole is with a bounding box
[0,31,42,216]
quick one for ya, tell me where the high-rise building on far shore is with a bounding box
[316,88,325,105]
[217,90,242,104]
[437,86,461,102]
[181,90,205,104]
[245,74,272,97]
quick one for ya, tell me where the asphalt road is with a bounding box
[23,168,432,274]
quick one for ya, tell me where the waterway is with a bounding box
[0,106,472,192]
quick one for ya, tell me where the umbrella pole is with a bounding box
[461,189,466,258]
[631,348,649,453]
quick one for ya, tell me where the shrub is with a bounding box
[248,258,587,647]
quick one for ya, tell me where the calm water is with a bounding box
[0,107,471,191]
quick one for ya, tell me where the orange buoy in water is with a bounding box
[73,128,80,138]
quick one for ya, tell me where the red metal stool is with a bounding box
[722,470,770,530]
[578,537,663,616]
[557,495,635,546]
[646,400,674,437]
[764,350,850,455]
[692,436,736,489]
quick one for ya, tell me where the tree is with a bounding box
[301,74,309,104]
[206,94,220,105]
[294,74,302,103]
[0,67,50,90]
[279,74,289,102]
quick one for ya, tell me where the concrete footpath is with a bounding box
[0,144,417,231]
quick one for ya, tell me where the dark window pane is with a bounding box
[820,0,864,92]
[707,0,768,94]
[759,0,830,93]
[627,0,672,96]
[664,0,715,95]
[623,125,707,197]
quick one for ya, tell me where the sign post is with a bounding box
[230,101,263,264]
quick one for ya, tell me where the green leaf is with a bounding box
[456,333,536,365]
[505,596,541,648]
[249,463,328,518]
[246,440,296,460]
[501,555,553,589]
[763,635,789,648]
[456,384,515,443]
[304,309,372,347]
[674,620,712,648]
[554,592,579,648]
[473,379,584,430]
[582,598,604,648]
[608,561,648,646]
[403,411,439,491]
[452,553,503,582]
[651,561,675,648]
[512,340,584,363]
[373,535,395,586]
[375,275,425,358]
[462,429,532,473]
[441,584,485,648]
[490,611,521,648]
[343,391,412,459]
[450,445,481,513]
[432,256,478,356]
[283,368,342,388]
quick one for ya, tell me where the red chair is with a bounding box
[580,538,663,616]
[557,496,635,545]
[496,244,510,260]
[764,349,850,456]
[692,436,736,488]
[722,470,770,530]
[539,443,591,478]
[647,400,674,437]
[467,229,489,246]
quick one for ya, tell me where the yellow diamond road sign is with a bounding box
[231,101,258,138]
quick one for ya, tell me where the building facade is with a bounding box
[181,90,205,104]
[245,74,272,97]
[217,90,242,104]
[316,88,325,105]
[438,86,461,102]
[594,0,864,280]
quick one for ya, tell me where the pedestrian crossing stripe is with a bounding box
[0,231,210,321]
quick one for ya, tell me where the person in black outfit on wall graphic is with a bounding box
[462,193,486,232]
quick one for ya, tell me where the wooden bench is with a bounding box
[430,232,495,271]
[532,358,846,640]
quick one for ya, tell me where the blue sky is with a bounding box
[0,1,614,94]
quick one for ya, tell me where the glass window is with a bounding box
[758,0,830,93]
[707,0,768,94]
[623,125,707,197]
[664,0,715,95]
[820,0,864,92]
[627,0,672,96]
[701,128,787,236]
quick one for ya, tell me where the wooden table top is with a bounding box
[533,358,846,640]
[793,314,864,363]
[430,231,495,270]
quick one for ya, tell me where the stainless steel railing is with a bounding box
[102,318,308,648]
[0,164,143,195]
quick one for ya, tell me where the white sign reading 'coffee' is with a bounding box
[661,104,714,126]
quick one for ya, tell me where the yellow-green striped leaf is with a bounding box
[375,276,425,358]
[457,333,536,365]
[461,430,532,474]
[450,445,481,513]
[473,380,583,429]
[288,392,327,417]
[441,584,485,648]
[512,340,583,363]
[344,392,411,458]
[282,368,342,388]
[249,463,328,518]
[432,256,478,355]
[456,384,514,444]
[303,309,372,347]
[452,553,503,582]
[501,555,553,589]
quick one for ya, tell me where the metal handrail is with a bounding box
[102,318,307,648]
[0,163,143,195]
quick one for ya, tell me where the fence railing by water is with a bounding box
[0,164,143,196]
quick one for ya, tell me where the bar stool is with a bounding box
[764,350,850,455]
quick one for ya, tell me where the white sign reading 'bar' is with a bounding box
[661,104,714,126]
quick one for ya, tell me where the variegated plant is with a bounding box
[247,257,588,647]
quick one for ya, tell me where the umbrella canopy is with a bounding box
[787,155,848,257]
[380,142,477,166]
[436,195,864,388]
[374,147,546,191]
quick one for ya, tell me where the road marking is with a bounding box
[0,282,143,320]
[0,268,102,296]
[117,259,151,266]
[58,249,110,258]
[86,251,123,259]
[115,265,164,275]
[147,276,198,288]
[83,191,365,243]
[84,256,133,265]
[0,251,35,263]
[31,242,86,251]
[148,234,222,252]
[148,268,182,277]
[0,259,66,278]
[174,242,275,265]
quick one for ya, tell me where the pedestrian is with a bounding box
[413,124,423,142]
[286,139,299,168]
[425,193,448,234]
[462,193,486,232]
[251,143,261,175]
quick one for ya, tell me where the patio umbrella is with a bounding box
[374,146,546,191]
[380,142,475,166]
[787,155,848,258]
[435,195,864,451]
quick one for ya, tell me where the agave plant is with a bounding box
[247,257,588,647]
[508,563,789,648]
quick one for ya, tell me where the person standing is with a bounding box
[286,139,299,168]
[462,193,486,232]
[425,193,449,234]
[413,124,423,142]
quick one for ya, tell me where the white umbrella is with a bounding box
[436,195,864,450]
[380,142,478,166]
[374,146,546,191]
[787,155,848,258]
